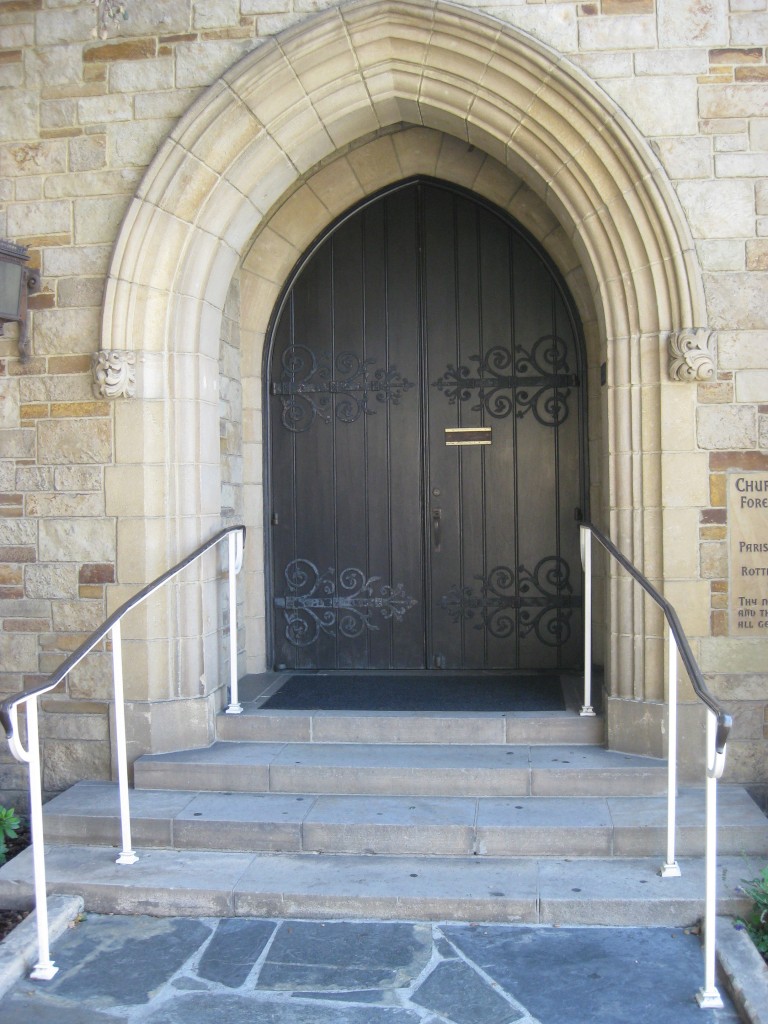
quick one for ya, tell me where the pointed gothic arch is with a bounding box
[101,0,706,757]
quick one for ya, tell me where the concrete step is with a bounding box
[216,707,605,746]
[39,782,768,860]
[133,742,666,798]
[222,674,605,746]
[0,842,761,926]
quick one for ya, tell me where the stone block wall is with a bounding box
[0,0,766,803]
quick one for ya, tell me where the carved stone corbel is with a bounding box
[668,328,715,382]
[92,349,136,398]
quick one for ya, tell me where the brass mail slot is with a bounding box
[444,427,492,446]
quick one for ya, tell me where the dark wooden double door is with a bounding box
[268,180,585,673]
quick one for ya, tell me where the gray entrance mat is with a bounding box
[260,673,565,712]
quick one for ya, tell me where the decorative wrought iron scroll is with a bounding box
[439,558,579,646]
[432,335,577,426]
[271,345,414,432]
[275,559,418,646]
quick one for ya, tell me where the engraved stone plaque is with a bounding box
[729,472,768,635]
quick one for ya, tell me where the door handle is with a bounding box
[432,508,442,551]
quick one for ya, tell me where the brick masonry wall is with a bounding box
[0,0,766,801]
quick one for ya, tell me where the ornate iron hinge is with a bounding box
[271,345,414,432]
[439,558,579,646]
[432,336,577,426]
[275,559,418,646]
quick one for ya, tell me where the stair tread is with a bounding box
[0,843,761,926]
[39,782,768,860]
[133,741,668,798]
[136,741,664,771]
[217,706,605,744]
[43,781,768,829]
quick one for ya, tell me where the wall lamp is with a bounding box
[0,239,39,363]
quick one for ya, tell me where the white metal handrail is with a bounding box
[580,523,732,1009]
[0,524,245,981]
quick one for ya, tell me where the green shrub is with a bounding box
[740,867,768,960]
[0,806,20,866]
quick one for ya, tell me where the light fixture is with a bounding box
[0,239,39,363]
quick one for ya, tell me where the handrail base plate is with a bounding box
[31,962,58,981]
[696,988,724,1010]
[660,861,681,878]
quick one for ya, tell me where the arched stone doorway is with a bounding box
[101,0,707,761]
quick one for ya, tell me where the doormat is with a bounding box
[260,673,565,712]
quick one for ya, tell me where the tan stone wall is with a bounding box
[0,0,765,801]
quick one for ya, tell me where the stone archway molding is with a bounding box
[99,0,709,755]
[103,0,705,367]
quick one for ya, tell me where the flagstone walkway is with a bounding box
[0,914,742,1023]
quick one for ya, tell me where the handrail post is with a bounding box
[225,528,243,714]
[660,630,680,877]
[579,525,595,716]
[111,620,138,865]
[25,697,58,980]
[696,709,724,1009]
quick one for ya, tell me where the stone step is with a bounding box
[216,707,605,746]
[133,741,666,798]
[0,842,760,927]
[39,782,768,860]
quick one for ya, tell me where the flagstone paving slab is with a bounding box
[48,916,213,1006]
[442,924,742,1024]
[196,918,276,988]
[411,957,526,1023]
[258,920,432,990]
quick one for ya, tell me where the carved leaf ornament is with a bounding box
[668,329,715,382]
[92,349,136,399]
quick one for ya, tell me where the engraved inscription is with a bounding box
[729,473,768,635]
